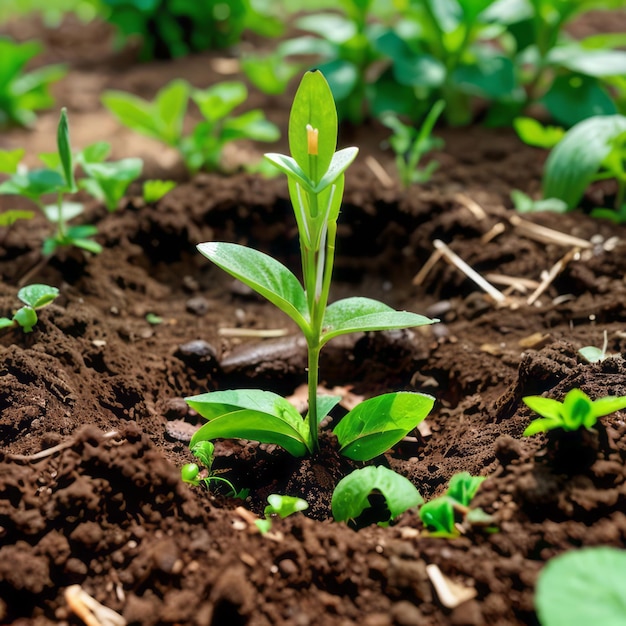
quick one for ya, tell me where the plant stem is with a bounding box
[306,341,321,452]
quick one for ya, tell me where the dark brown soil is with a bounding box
[2,13,626,626]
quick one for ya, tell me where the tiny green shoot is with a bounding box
[186,71,437,461]
[419,472,491,538]
[143,180,176,203]
[381,100,445,188]
[578,330,613,363]
[0,284,59,333]
[522,388,626,437]
[255,494,309,534]
[332,465,423,528]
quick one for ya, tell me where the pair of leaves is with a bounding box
[0,283,59,333]
[522,388,626,436]
[196,242,437,344]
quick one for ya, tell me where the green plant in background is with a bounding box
[99,0,282,60]
[0,38,67,128]
[255,494,309,534]
[539,114,626,222]
[0,109,143,255]
[102,79,280,175]
[381,99,445,187]
[332,465,423,527]
[185,71,437,462]
[142,179,176,203]
[0,284,59,333]
[535,547,626,626]
[522,388,626,437]
[419,472,492,537]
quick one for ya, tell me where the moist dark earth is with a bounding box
[2,12,626,626]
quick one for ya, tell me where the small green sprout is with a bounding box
[0,284,59,333]
[419,472,492,538]
[0,109,143,255]
[185,71,437,461]
[535,547,626,626]
[255,494,309,534]
[522,389,626,437]
[381,100,445,188]
[0,38,66,128]
[102,79,280,175]
[180,441,246,498]
[578,330,615,364]
[145,313,163,325]
[332,466,423,528]
[143,180,176,203]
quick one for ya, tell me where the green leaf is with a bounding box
[0,149,25,174]
[57,108,75,192]
[102,90,165,143]
[316,394,342,425]
[523,418,560,437]
[590,396,626,419]
[221,110,280,143]
[264,494,309,518]
[0,169,64,201]
[321,297,436,345]
[143,179,176,202]
[196,242,309,333]
[561,389,593,430]
[81,157,143,211]
[193,82,247,123]
[313,147,359,193]
[42,201,84,224]
[78,141,111,164]
[12,306,38,333]
[156,79,189,141]
[536,547,626,626]
[522,395,565,422]
[419,497,457,536]
[543,115,626,209]
[264,153,312,189]
[578,346,606,363]
[0,209,34,226]
[0,318,15,330]
[446,472,485,507]
[17,284,59,309]
[332,466,423,524]
[334,392,435,461]
[288,70,338,185]
[548,46,626,78]
[513,117,564,149]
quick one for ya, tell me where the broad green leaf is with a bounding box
[536,548,626,626]
[12,306,38,333]
[548,46,626,78]
[78,142,111,164]
[523,417,560,437]
[513,117,564,149]
[288,71,338,185]
[332,465,422,524]
[419,497,456,535]
[0,149,25,174]
[453,55,516,98]
[334,392,435,461]
[241,52,301,95]
[543,115,626,209]
[102,91,161,142]
[156,79,188,141]
[0,169,64,200]
[81,157,143,210]
[193,82,247,124]
[57,108,75,192]
[143,179,176,202]
[17,284,59,309]
[446,472,485,507]
[0,209,34,226]
[296,13,356,44]
[578,346,606,363]
[316,394,342,425]
[42,201,84,224]
[522,395,564,421]
[196,242,309,332]
[221,110,280,143]
[590,396,626,419]
[322,297,436,345]
[0,318,14,330]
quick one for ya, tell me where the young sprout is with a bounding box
[255,494,309,534]
[522,388,626,437]
[0,284,59,333]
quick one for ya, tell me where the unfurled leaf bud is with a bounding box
[306,124,318,155]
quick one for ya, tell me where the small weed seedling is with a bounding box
[181,441,247,498]
[332,465,423,528]
[142,180,176,203]
[0,38,66,128]
[523,388,626,437]
[419,472,493,538]
[185,71,437,462]
[578,330,616,364]
[102,79,280,175]
[381,100,445,188]
[255,494,309,535]
[0,284,59,333]
[0,109,143,255]
[535,547,626,626]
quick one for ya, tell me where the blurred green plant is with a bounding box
[0,284,59,333]
[99,0,282,60]
[255,494,309,534]
[0,38,67,128]
[102,79,280,174]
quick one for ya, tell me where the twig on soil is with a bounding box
[426,564,477,609]
[480,222,506,245]
[454,193,487,220]
[485,273,540,294]
[412,248,443,286]
[218,327,290,338]
[526,247,580,306]
[65,585,126,626]
[365,155,394,188]
[433,239,507,303]
[6,430,120,462]
[17,254,52,287]
[509,215,592,249]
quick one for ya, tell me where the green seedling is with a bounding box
[535,547,626,626]
[143,179,176,203]
[510,190,568,214]
[514,117,564,150]
[0,37,66,127]
[578,330,615,363]
[523,388,626,437]
[0,284,59,333]
[0,110,143,255]
[102,79,280,175]
[332,466,423,528]
[186,71,437,461]
[180,441,247,498]
[381,100,445,188]
[419,472,492,538]
[255,494,309,534]
[100,0,281,61]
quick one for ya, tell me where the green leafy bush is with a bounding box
[0,38,66,128]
